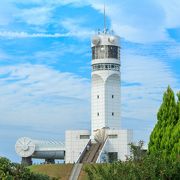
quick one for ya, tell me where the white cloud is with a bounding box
[10,0,87,6]
[0,1,17,26]
[0,31,68,38]
[33,42,88,64]
[60,18,94,39]
[87,0,180,43]
[120,51,179,142]
[158,0,180,28]
[0,64,90,129]
[166,42,180,59]
[0,18,94,39]
[1,0,180,42]
[121,52,178,122]
[15,6,52,26]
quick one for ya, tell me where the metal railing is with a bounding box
[76,139,91,163]
[96,137,109,163]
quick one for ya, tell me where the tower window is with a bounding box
[97,112,99,116]
[92,63,120,72]
[112,112,114,116]
[97,95,99,99]
[92,45,120,60]
[112,95,114,99]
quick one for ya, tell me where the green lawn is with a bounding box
[29,164,73,180]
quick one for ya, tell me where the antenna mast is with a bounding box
[104,2,107,34]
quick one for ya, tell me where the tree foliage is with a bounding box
[0,157,50,180]
[148,86,180,160]
[85,142,180,180]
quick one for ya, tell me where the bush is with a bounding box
[0,157,50,180]
[84,142,180,180]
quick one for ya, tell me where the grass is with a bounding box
[78,167,88,180]
[29,164,73,180]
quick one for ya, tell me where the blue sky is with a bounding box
[0,0,180,162]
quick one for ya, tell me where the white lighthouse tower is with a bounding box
[91,31,121,134]
[65,8,133,163]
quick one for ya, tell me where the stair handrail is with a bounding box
[96,136,109,163]
[91,143,101,163]
[76,139,91,163]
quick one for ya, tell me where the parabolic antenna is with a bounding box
[108,36,115,43]
[92,36,101,45]
[15,137,35,157]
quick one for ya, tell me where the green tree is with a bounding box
[128,140,146,161]
[170,92,180,159]
[148,86,179,159]
[0,157,13,179]
[84,142,180,180]
[0,157,50,180]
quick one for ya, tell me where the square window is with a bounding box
[80,135,90,139]
[108,134,118,139]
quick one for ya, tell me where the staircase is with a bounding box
[69,141,107,179]
[80,143,101,163]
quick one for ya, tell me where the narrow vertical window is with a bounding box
[112,95,114,99]
[97,112,99,116]
[97,95,99,99]
[112,112,114,116]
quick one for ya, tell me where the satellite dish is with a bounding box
[15,137,35,157]
[108,36,115,43]
[92,36,101,45]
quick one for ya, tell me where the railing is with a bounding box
[69,140,91,180]
[76,139,91,163]
[96,137,109,163]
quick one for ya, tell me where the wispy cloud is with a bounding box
[60,18,94,39]
[1,0,180,42]
[121,52,178,123]
[158,0,180,28]
[0,29,93,39]
[0,1,17,26]
[166,43,180,59]
[0,31,69,38]
[0,64,90,129]
[120,51,179,143]
[15,7,52,26]
[88,0,180,43]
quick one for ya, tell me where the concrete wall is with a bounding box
[97,129,133,162]
[65,130,90,163]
